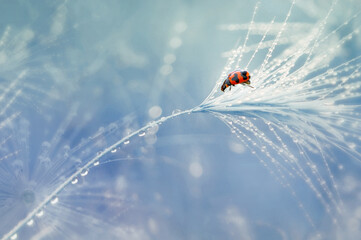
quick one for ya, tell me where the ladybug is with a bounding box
[221,70,252,92]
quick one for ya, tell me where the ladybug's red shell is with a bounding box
[228,71,250,84]
[221,70,251,92]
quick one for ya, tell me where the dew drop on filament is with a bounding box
[172,109,182,115]
[26,219,34,226]
[50,197,59,205]
[71,178,78,184]
[81,169,89,176]
[36,210,44,218]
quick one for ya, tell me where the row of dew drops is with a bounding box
[7,111,184,240]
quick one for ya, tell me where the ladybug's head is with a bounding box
[221,81,227,92]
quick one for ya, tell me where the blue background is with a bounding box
[0,0,361,239]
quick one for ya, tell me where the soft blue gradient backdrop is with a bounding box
[0,0,360,239]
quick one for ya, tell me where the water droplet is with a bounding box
[71,178,78,184]
[81,169,89,176]
[149,105,162,119]
[108,123,117,132]
[124,140,130,145]
[163,53,176,64]
[111,148,117,153]
[174,21,187,33]
[145,134,157,145]
[138,131,146,137]
[27,219,34,226]
[93,161,100,166]
[169,37,182,48]
[147,124,159,135]
[172,109,182,115]
[189,162,203,178]
[160,64,173,76]
[21,190,35,204]
[36,210,44,218]
[10,234,17,240]
[50,197,59,205]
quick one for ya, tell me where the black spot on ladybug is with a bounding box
[241,72,248,80]
[232,74,239,83]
